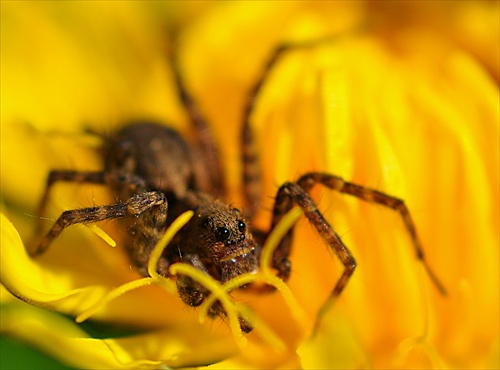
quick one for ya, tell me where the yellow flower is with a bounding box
[1,1,498,369]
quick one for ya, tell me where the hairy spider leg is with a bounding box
[239,44,296,217]
[169,47,225,197]
[296,172,447,295]
[33,169,159,256]
[36,170,149,231]
[269,179,357,297]
[36,170,105,235]
[238,36,346,217]
[266,171,447,321]
[33,190,167,257]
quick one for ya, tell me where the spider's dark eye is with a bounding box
[237,221,246,233]
[216,226,230,242]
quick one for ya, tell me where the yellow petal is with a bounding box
[0,211,201,329]
[1,301,237,369]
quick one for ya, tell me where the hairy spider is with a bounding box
[31,39,445,333]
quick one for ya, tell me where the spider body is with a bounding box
[105,123,197,200]
[105,122,260,291]
[32,39,445,334]
[104,123,259,278]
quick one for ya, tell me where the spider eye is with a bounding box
[216,226,230,242]
[237,221,246,233]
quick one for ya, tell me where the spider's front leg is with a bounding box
[269,179,357,298]
[35,169,149,235]
[268,171,446,300]
[296,172,446,295]
[32,169,152,255]
[31,190,167,257]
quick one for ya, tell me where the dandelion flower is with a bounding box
[1,1,498,369]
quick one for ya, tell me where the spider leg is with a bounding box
[37,170,106,234]
[169,47,225,197]
[33,169,174,275]
[296,172,446,295]
[240,36,345,216]
[36,170,148,235]
[240,44,293,216]
[32,189,166,256]
[269,181,356,298]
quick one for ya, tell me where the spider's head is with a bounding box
[194,202,258,281]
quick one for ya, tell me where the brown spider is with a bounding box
[31,40,445,333]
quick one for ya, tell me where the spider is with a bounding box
[31,39,446,333]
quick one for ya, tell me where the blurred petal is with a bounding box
[1,301,237,369]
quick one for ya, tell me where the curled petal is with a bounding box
[1,301,238,369]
